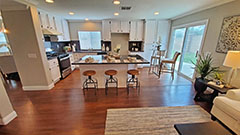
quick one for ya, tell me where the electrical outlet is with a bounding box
[27,53,37,58]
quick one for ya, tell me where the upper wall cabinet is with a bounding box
[61,19,70,41]
[144,20,157,44]
[38,12,49,29]
[130,21,144,41]
[102,20,111,41]
[111,20,130,33]
[48,14,56,30]
[38,10,70,41]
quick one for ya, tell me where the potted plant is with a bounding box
[192,54,219,98]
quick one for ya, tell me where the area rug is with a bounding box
[105,105,212,135]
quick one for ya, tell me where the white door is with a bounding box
[136,21,144,41]
[102,20,111,41]
[38,12,48,29]
[130,21,137,41]
[120,21,130,33]
[48,15,56,30]
[111,21,121,33]
[144,20,157,44]
[51,65,61,83]
[62,19,70,41]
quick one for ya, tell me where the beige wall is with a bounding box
[111,33,129,55]
[172,0,240,87]
[0,79,15,120]
[68,21,102,40]
[2,6,53,89]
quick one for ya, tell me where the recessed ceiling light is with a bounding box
[45,0,54,3]
[85,18,89,21]
[69,12,74,15]
[114,12,119,16]
[113,0,120,5]
[154,12,159,15]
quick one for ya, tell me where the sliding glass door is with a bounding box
[168,20,208,80]
[168,28,186,70]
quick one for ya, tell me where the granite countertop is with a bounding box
[73,50,108,53]
[47,56,58,60]
[72,54,149,65]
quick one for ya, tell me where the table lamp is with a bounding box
[223,51,240,87]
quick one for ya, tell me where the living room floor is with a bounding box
[0,68,212,135]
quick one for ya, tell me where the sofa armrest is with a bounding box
[226,89,240,101]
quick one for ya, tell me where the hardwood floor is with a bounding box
[0,68,211,135]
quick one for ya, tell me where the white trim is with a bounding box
[0,111,17,125]
[171,0,235,20]
[167,19,209,80]
[22,83,54,91]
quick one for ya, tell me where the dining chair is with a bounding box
[158,52,181,80]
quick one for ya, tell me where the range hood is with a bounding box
[42,28,62,36]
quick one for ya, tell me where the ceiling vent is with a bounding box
[120,6,132,11]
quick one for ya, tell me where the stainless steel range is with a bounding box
[58,54,72,79]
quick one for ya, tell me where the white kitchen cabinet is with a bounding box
[47,14,56,30]
[102,20,111,41]
[144,20,157,44]
[111,20,121,33]
[55,17,64,41]
[130,20,144,41]
[120,21,130,33]
[38,11,48,29]
[111,20,130,33]
[48,58,61,83]
[69,54,75,71]
[62,19,70,41]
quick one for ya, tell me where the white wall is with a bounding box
[171,0,240,87]
[0,79,17,125]
[111,33,129,55]
[2,6,53,90]
[68,21,102,40]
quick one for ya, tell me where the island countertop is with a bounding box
[72,54,149,65]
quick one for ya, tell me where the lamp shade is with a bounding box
[223,51,240,69]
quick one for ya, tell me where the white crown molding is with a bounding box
[171,0,235,20]
[14,0,38,6]
[22,83,54,91]
[0,111,17,125]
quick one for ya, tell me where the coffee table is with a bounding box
[174,122,233,135]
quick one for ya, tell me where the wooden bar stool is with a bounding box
[105,70,118,95]
[127,69,140,95]
[82,70,98,95]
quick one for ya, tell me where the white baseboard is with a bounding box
[22,83,54,91]
[0,111,17,125]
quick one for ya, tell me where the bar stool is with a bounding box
[82,70,98,95]
[105,70,118,95]
[127,69,140,95]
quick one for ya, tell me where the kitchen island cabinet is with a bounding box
[72,55,149,89]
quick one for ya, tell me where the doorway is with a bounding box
[168,20,208,80]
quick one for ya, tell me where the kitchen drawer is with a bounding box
[48,58,58,68]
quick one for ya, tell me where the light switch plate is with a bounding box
[28,53,37,58]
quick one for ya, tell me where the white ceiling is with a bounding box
[0,0,26,10]
[3,0,236,20]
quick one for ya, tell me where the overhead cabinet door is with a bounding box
[136,21,144,41]
[111,21,121,33]
[111,20,130,33]
[102,20,111,41]
[120,21,130,33]
[130,21,137,41]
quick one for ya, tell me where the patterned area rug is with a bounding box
[105,105,212,135]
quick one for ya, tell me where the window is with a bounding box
[78,31,101,50]
[168,20,208,80]
[0,31,11,55]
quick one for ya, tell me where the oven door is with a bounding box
[59,56,71,71]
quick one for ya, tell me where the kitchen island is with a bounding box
[72,55,149,88]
